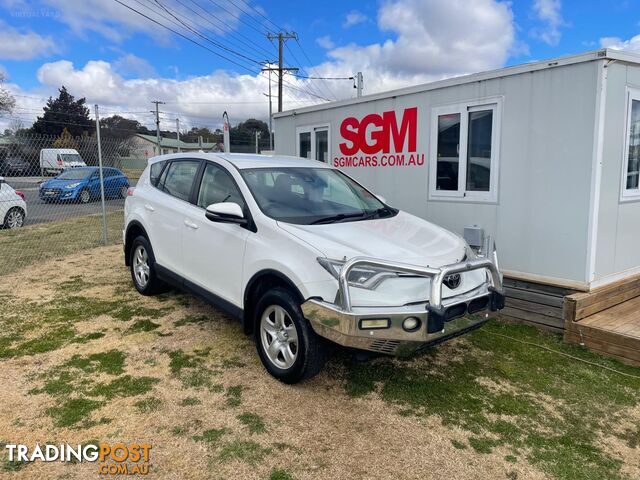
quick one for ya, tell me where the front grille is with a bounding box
[369,339,400,354]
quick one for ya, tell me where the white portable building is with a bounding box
[273,49,640,330]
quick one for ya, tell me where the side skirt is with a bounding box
[155,264,244,322]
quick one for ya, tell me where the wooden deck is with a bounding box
[564,276,640,366]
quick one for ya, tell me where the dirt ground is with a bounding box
[0,245,638,480]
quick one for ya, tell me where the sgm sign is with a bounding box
[333,107,424,168]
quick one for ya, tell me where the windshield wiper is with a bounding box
[361,206,395,220]
[310,212,366,225]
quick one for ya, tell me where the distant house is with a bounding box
[130,134,222,158]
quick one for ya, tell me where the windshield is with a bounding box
[57,168,92,180]
[240,167,395,225]
[60,153,83,163]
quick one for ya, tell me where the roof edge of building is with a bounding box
[274,48,638,118]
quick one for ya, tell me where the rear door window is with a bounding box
[159,160,200,201]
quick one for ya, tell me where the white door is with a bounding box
[182,162,250,306]
[148,159,201,275]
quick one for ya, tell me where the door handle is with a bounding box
[184,219,199,230]
[144,204,155,212]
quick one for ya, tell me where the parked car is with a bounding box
[123,153,505,383]
[0,157,30,176]
[0,177,27,229]
[39,167,130,204]
[39,148,86,175]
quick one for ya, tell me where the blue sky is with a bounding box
[0,0,639,129]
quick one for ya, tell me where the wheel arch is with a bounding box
[243,269,305,336]
[124,220,150,266]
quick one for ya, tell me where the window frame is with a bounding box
[428,97,502,203]
[621,87,640,202]
[192,160,256,232]
[296,123,331,163]
[155,159,203,203]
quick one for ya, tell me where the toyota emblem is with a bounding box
[444,273,461,289]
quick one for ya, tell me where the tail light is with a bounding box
[127,187,135,196]
[15,190,25,201]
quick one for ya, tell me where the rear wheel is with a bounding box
[3,207,25,229]
[78,188,90,204]
[129,235,167,295]
[255,287,328,383]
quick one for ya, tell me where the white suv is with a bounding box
[0,177,27,229]
[124,153,504,383]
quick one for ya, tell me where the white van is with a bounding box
[39,149,87,175]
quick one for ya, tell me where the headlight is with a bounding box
[65,182,81,189]
[317,257,398,290]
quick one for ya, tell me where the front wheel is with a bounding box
[78,188,90,204]
[255,287,328,383]
[119,185,129,198]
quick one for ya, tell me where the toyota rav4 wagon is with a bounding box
[123,153,504,383]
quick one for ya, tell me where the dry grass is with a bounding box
[0,245,638,479]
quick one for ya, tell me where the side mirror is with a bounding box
[205,202,247,226]
[376,194,387,204]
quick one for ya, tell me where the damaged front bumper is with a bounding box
[301,251,505,357]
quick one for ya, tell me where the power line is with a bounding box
[237,0,284,32]
[149,0,262,65]
[114,0,330,103]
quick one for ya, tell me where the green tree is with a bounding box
[31,86,93,137]
[100,115,143,140]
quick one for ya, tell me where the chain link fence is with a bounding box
[0,132,144,275]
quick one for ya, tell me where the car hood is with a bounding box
[277,211,466,268]
[41,178,86,189]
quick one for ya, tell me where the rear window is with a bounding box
[150,161,166,187]
[158,160,200,201]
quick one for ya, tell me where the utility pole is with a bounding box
[151,100,165,155]
[262,64,274,150]
[176,118,181,153]
[266,32,298,112]
[94,105,108,246]
[356,72,363,98]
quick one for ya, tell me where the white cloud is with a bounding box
[531,0,564,46]
[11,59,319,130]
[310,0,516,95]
[343,10,368,28]
[316,35,335,50]
[600,35,640,52]
[0,21,56,60]
[114,54,157,78]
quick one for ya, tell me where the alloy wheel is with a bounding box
[6,210,24,229]
[260,305,299,369]
[133,245,150,288]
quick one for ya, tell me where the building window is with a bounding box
[623,88,640,200]
[297,125,330,162]
[429,98,501,202]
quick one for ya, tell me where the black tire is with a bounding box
[119,185,129,198]
[78,188,91,204]
[129,235,168,295]
[3,207,25,229]
[254,287,328,384]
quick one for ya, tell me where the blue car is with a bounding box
[39,167,130,204]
